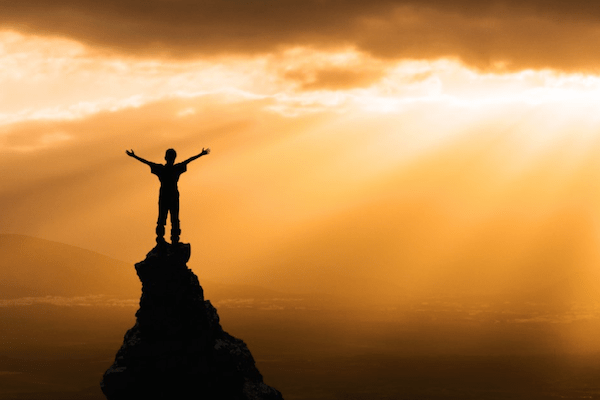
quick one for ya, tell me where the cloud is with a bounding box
[285,67,386,90]
[2,1,600,71]
[278,48,389,90]
[2,58,600,303]
[4,29,600,127]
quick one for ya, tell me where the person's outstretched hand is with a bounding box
[201,148,211,156]
[126,149,135,157]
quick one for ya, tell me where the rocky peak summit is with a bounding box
[101,243,283,400]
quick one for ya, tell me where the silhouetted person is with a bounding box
[126,148,210,244]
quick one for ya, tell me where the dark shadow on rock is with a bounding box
[100,243,283,400]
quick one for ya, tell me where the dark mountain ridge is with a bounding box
[0,234,137,298]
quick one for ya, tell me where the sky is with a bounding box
[3,0,600,305]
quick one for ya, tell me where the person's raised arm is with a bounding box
[182,148,211,165]
[126,149,153,166]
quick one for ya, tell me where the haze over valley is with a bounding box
[2,235,600,399]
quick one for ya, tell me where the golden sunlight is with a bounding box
[6,3,600,398]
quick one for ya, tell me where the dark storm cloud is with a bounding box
[3,0,600,70]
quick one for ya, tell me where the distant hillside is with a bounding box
[0,234,298,302]
[0,234,138,299]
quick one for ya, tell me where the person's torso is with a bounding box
[151,163,187,194]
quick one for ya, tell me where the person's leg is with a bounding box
[170,197,181,244]
[156,196,168,242]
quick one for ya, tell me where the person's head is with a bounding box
[165,148,177,165]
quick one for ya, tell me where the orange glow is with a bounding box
[3,26,600,360]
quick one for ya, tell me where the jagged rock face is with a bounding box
[101,244,283,400]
